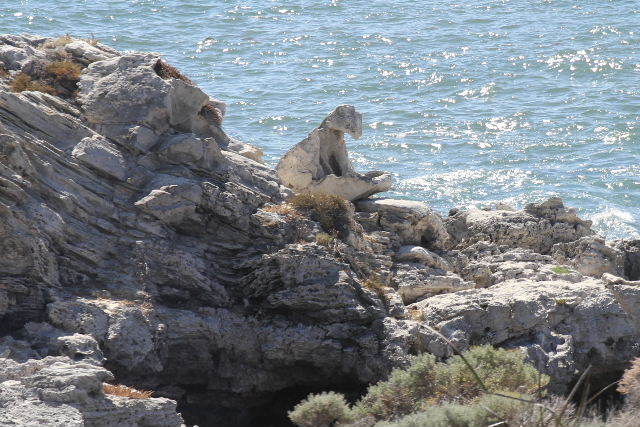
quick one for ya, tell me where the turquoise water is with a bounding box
[3,0,639,239]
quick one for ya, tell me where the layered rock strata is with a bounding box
[1,34,639,426]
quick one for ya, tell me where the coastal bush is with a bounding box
[103,383,153,399]
[353,346,547,420]
[290,192,350,235]
[375,394,539,427]
[288,391,353,427]
[9,73,57,95]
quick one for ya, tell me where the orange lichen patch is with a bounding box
[103,384,153,399]
[153,59,193,84]
[10,73,58,95]
[45,61,82,80]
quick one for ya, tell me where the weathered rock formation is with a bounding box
[276,105,392,201]
[1,34,640,427]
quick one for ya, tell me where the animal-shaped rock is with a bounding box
[276,105,392,201]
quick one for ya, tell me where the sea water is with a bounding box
[3,0,639,239]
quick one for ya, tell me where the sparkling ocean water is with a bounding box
[3,0,639,239]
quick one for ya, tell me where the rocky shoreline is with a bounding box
[0,34,639,427]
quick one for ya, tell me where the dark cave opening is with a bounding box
[176,382,367,427]
[567,369,626,420]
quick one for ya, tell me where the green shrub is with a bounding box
[290,192,350,235]
[354,345,548,420]
[440,345,547,401]
[354,353,439,420]
[376,394,542,427]
[288,391,353,427]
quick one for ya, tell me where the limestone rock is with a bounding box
[611,239,640,281]
[552,236,625,278]
[276,105,392,201]
[356,198,450,249]
[395,245,450,270]
[0,356,183,427]
[446,197,594,254]
[392,264,473,304]
[72,136,127,181]
[413,278,640,390]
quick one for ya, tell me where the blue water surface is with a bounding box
[2,0,639,238]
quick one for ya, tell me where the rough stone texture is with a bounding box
[552,236,625,278]
[413,278,640,391]
[356,198,451,249]
[392,264,473,304]
[72,135,127,181]
[445,197,594,254]
[0,356,183,427]
[276,105,392,201]
[611,239,640,281]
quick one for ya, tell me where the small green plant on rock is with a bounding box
[551,265,573,274]
[316,232,334,247]
[353,346,547,421]
[288,391,353,427]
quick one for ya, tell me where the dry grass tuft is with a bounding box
[290,192,350,235]
[103,384,153,399]
[262,203,304,219]
[619,357,640,409]
[153,59,193,84]
[45,61,82,80]
[0,66,8,78]
[363,273,388,302]
[10,73,57,95]
[408,306,426,322]
[42,35,74,49]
